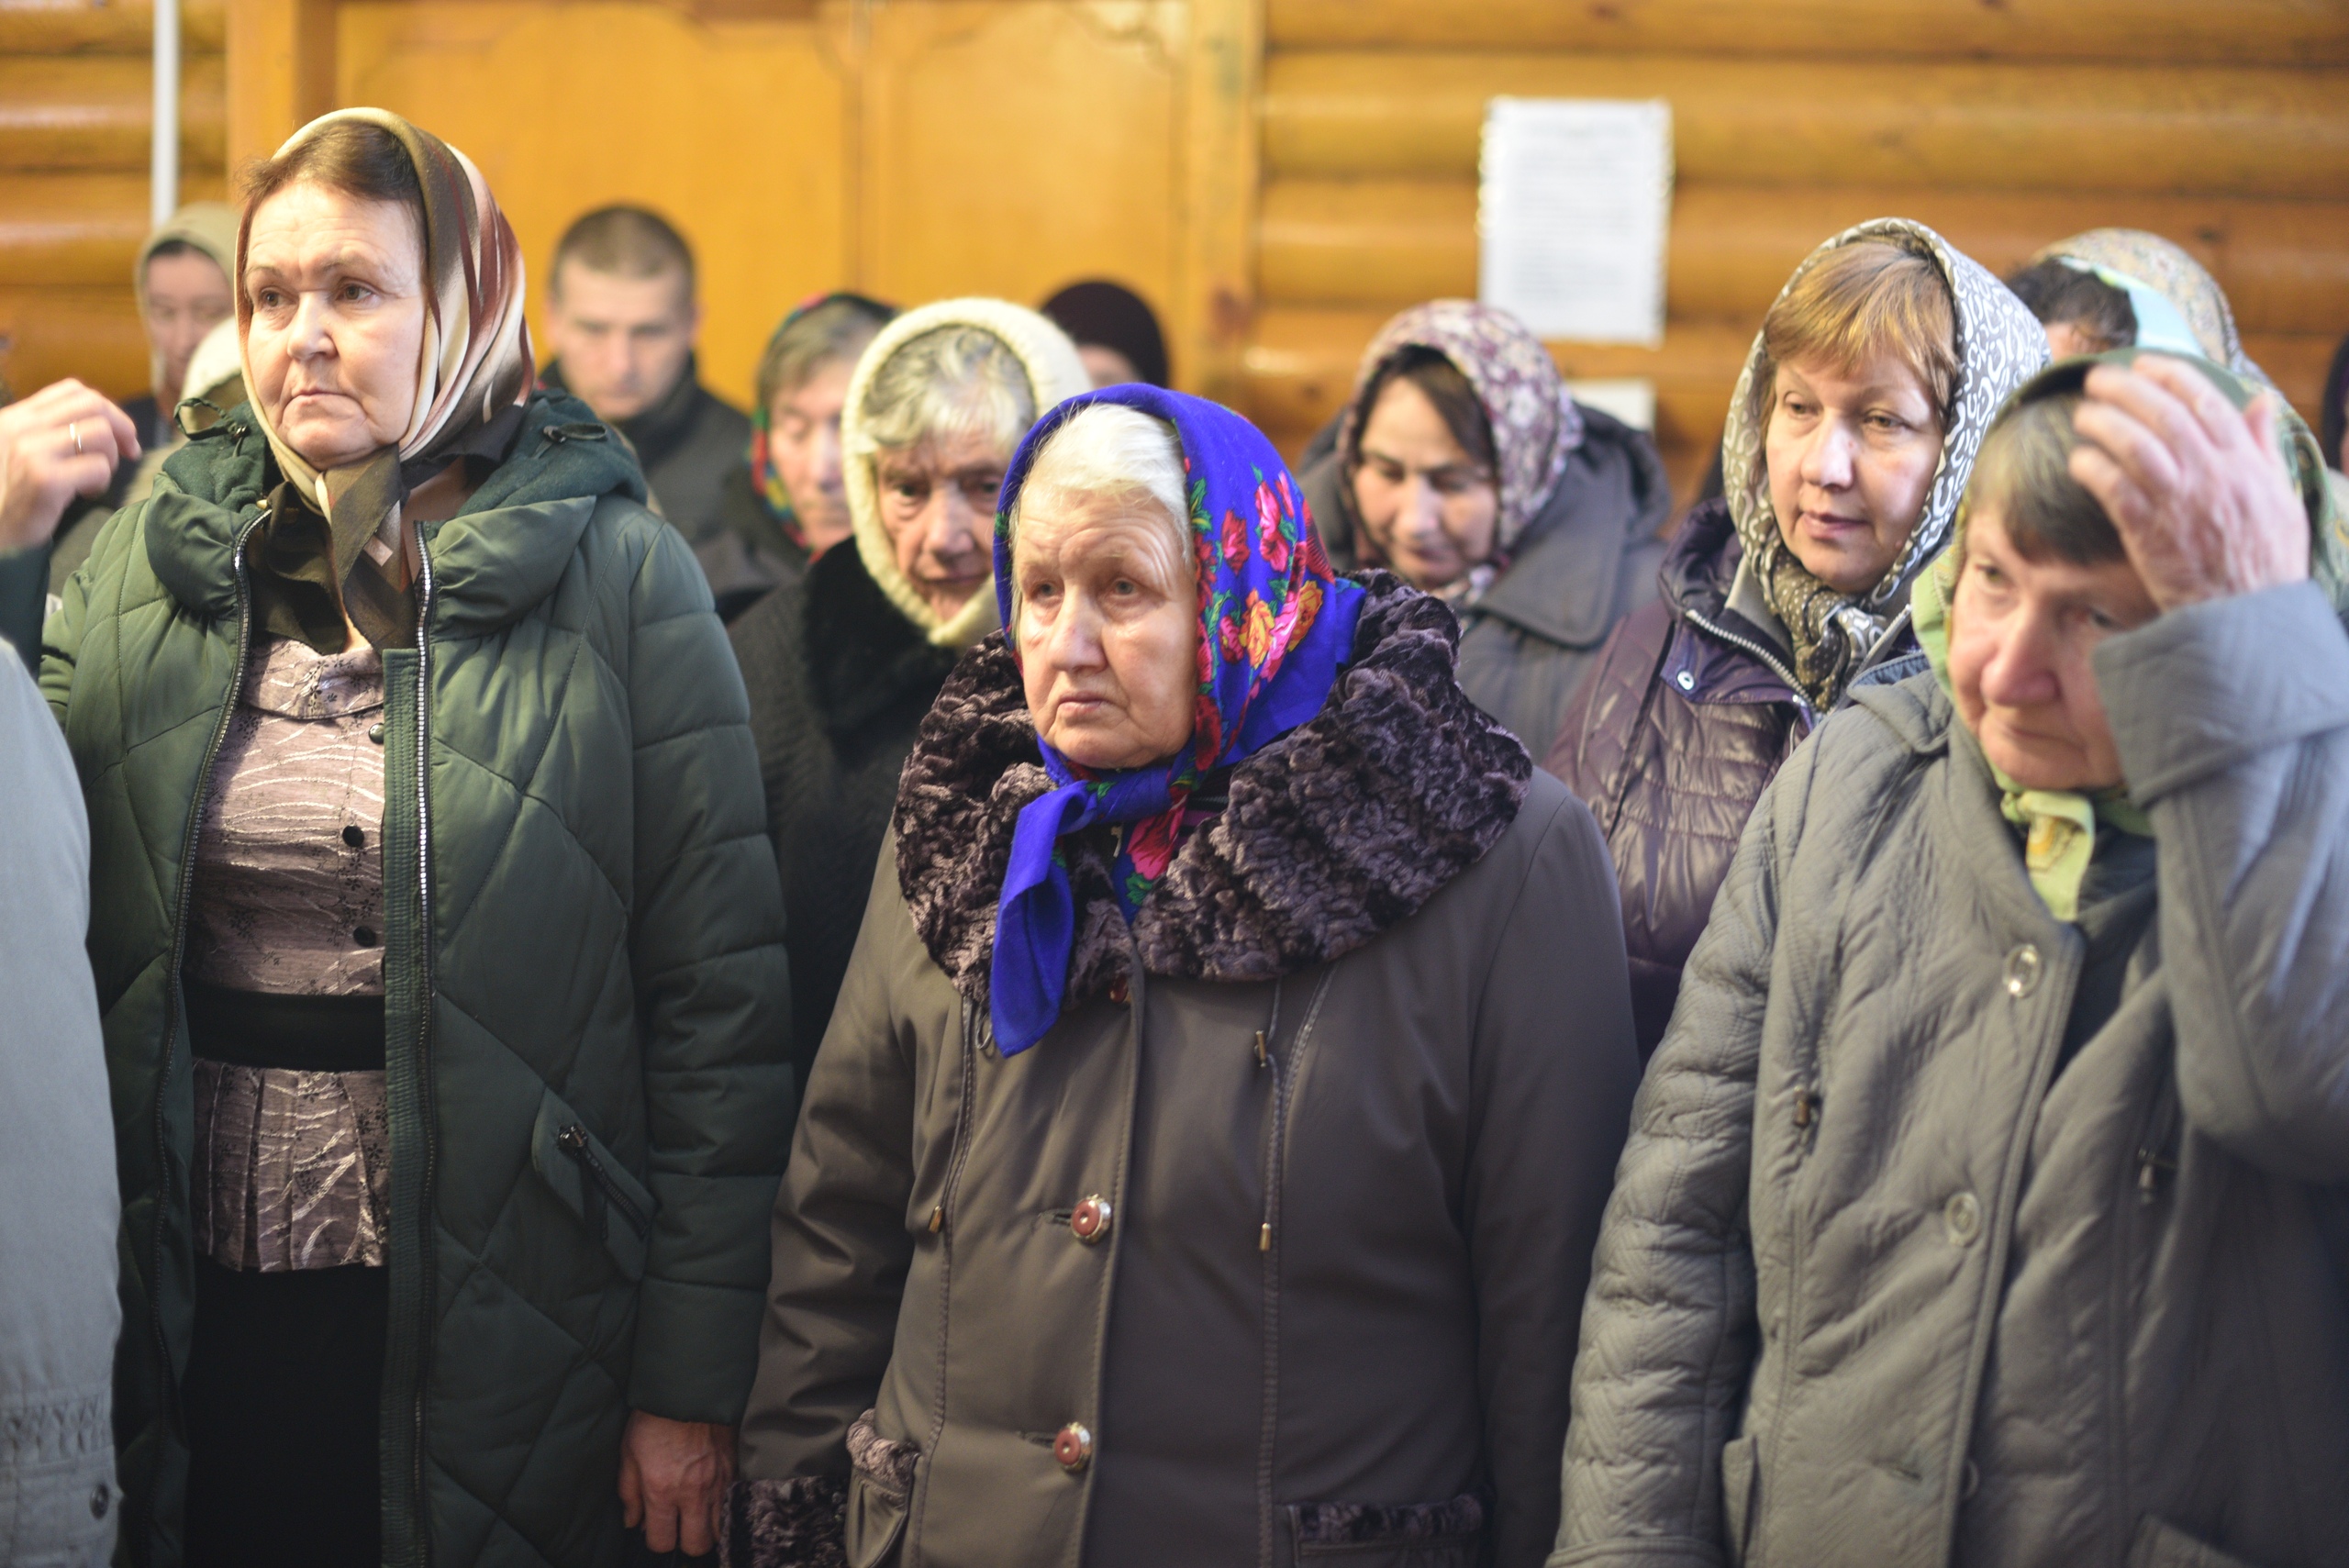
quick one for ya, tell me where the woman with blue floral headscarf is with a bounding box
[726,387,1639,1568]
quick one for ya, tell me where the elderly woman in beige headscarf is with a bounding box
[728,298,1089,1097]
[41,107,789,1567]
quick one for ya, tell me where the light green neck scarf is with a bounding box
[1912,555,2152,922]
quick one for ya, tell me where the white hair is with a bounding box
[852,324,1035,460]
[1004,402,1191,625]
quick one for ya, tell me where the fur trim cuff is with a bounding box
[720,1476,847,1568]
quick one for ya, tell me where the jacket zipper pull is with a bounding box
[1252,1030,1268,1068]
[1793,1088,1820,1130]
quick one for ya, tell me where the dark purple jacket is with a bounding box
[1545,498,1918,1053]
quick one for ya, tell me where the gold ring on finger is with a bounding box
[71,419,83,454]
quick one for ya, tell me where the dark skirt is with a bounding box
[183,982,388,1568]
[184,1257,386,1567]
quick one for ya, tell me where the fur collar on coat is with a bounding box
[891,571,1532,1018]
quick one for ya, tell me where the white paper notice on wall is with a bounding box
[1479,97,1674,347]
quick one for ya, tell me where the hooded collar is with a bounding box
[840,297,1089,651]
[145,389,645,639]
[1468,405,1671,645]
[1720,217,2049,708]
[891,572,1531,1022]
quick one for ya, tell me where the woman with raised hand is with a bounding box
[1546,219,2047,1053]
[1296,300,1672,746]
[729,386,1638,1568]
[1554,350,2349,1567]
[41,108,789,1566]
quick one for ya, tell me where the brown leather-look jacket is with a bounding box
[1546,499,1920,1055]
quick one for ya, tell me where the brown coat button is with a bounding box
[1069,1195,1112,1244]
[1053,1422,1093,1473]
[1108,975,1130,1005]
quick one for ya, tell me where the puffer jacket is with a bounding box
[1298,405,1670,748]
[1553,582,2349,1568]
[730,579,1642,1568]
[42,392,793,1568]
[1544,498,1903,1053]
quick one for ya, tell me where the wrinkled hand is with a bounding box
[618,1411,735,1557]
[2067,354,2310,613]
[0,380,139,552]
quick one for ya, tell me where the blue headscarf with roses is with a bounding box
[989,385,1365,1056]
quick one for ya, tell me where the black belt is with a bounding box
[184,980,386,1073]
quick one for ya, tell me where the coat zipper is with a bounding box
[153,508,264,1441]
[406,533,439,1562]
[1679,605,1818,728]
[556,1124,651,1239]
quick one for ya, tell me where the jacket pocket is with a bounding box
[1720,1434,1760,1566]
[1285,1494,1485,1563]
[2128,1518,2266,1568]
[843,1409,917,1568]
[529,1087,656,1280]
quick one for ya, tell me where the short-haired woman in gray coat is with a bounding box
[1553,350,2349,1568]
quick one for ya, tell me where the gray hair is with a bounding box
[853,325,1036,460]
[1959,389,2125,568]
[1005,402,1191,619]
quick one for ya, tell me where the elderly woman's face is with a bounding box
[877,427,1007,622]
[243,180,429,470]
[1352,375,1499,591]
[1766,351,1943,595]
[1014,486,1197,771]
[1947,502,2158,792]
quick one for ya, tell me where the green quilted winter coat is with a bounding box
[40,392,794,1568]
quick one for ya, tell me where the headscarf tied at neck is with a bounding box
[236,106,534,650]
[1913,348,2349,920]
[1336,300,1584,573]
[988,386,1367,1055]
[1722,218,2049,710]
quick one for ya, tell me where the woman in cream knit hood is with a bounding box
[841,297,1091,648]
[729,296,1088,1094]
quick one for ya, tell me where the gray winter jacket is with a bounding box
[0,639,119,1566]
[1553,581,2349,1568]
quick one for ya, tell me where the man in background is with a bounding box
[540,206,749,545]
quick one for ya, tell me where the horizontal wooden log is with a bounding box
[1266,0,2349,66]
[1262,52,2349,201]
[0,171,230,285]
[1241,306,2339,460]
[0,285,145,400]
[0,54,226,172]
[0,0,226,54]
[1259,180,2349,338]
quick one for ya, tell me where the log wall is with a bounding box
[1250,0,2349,504]
[0,0,228,397]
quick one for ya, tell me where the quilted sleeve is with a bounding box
[622,517,796,1425]
[1549,739,1796,1568]
[2098,582,2349,1183]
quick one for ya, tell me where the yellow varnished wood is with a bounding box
[1264,51,2349,200]
[1260,179,2349,339]
[0,53,227,172]
[1266,0,2349,65]
[337,0,851,408]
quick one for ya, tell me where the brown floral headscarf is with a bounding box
[2033,228,2268,387]
[1336,300,1585,560]
[236,107,534,650]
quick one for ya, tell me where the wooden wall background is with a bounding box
[6,0,2348,507]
